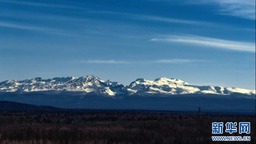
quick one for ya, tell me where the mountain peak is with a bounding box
[154,77,189,85]
[31,77,42,81]
[135,78,146,82]
[85,75,100,79]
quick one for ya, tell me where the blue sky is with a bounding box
[0,0,255,89]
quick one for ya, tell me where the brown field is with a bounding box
[0,110,255,144]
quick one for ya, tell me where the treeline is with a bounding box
[0,111,254,144]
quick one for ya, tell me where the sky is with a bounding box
[0,0,255,89]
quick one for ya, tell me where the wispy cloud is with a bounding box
[86,10,208,25]
[82,60,130,64]
[194,0,255,20]
[77,59,206,65]
[0,21,49,31]
[0,0,82,9]
[0,21,78,37]
[132,15,206,25]
[154,59,207,64]
[147,0,255,20]
[151,35,255,52]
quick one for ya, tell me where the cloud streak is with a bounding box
[0,21,80,37]
[0,21,49,31]
[154,59,207,64]
[194,0,255,20]
[151,35,255,52]
[86,10,208,25]
[83,60,130,64]
[0,0,82,9]
[79,59,206,65]
[133,15,206,25]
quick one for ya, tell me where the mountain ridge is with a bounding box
[0,75,255,96]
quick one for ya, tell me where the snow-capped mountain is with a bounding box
[0,76,255,112]
[0,76,255,96]
[127,77,255,95]
[127,77,197,95]
[0,75,124,96]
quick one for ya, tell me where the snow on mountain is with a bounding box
[0,75,123,96]
[127,77,199,95]
[127,77,255,96]
[0,76,255,96]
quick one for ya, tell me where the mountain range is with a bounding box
[0,75,255,96]
[0,75,255,113]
